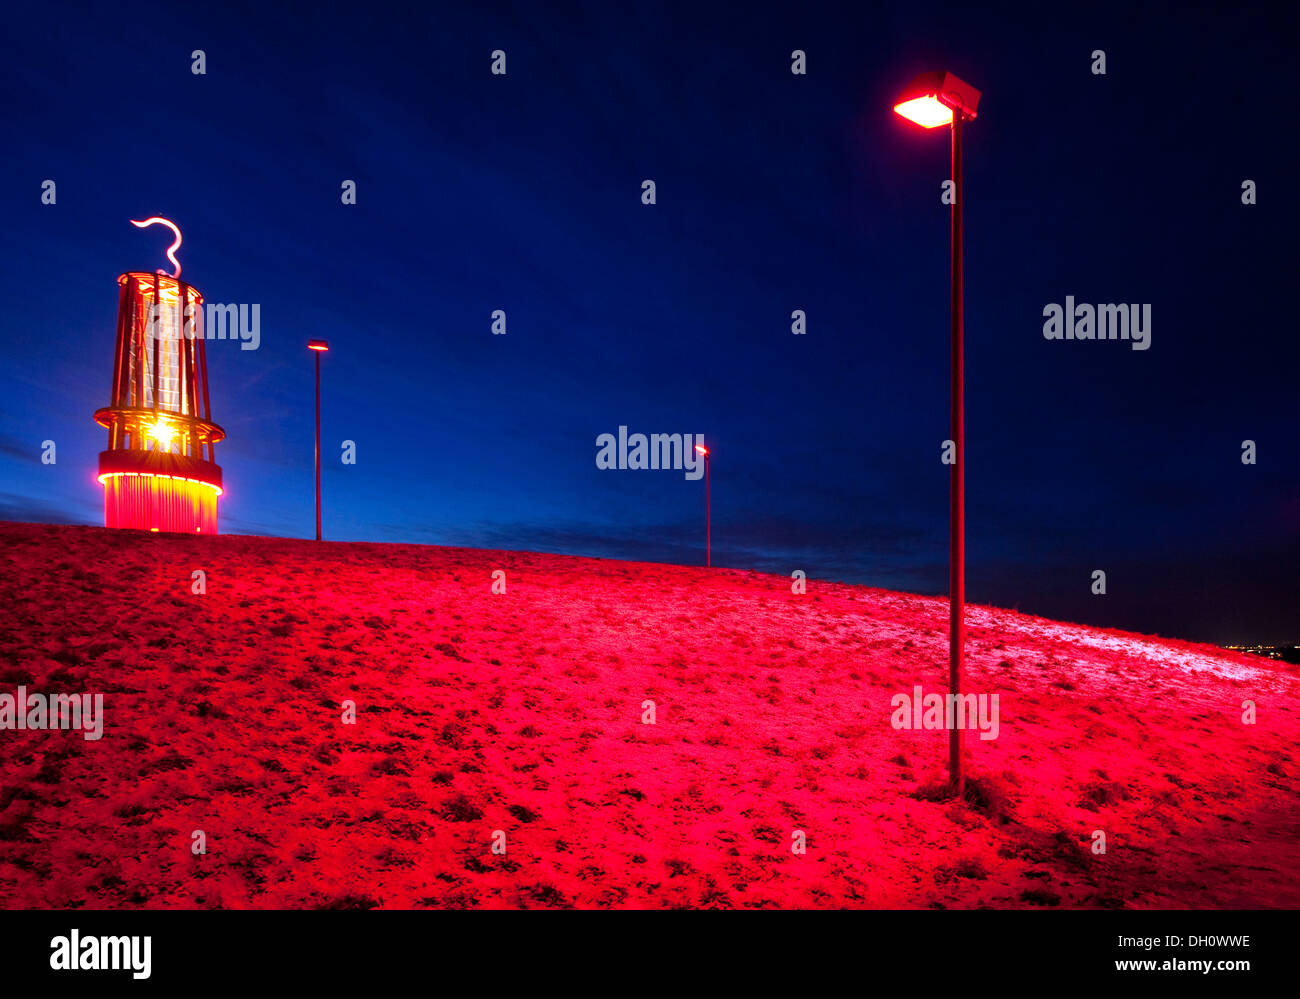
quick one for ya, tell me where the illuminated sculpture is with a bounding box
[94,218,224,533]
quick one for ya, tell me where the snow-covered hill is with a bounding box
[0,522,1295,908]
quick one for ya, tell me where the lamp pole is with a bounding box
[705,451,711,568]
[695,443,711,567]
[948,108,965,797]
[308,340,329,540]
[893,72,981,797]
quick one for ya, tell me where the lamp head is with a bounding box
[893,71,981,128]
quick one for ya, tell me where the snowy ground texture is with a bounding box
[0,521,1296,909]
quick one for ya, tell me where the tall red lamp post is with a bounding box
[695,443,711,567]
[893,71,981,795]
[307,340,329,540]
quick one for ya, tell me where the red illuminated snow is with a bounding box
[0,521,1296,909]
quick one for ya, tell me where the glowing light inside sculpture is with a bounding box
[147,418,176,450]
[129,217,184,278]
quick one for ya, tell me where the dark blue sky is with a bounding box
[1,1,1296,644]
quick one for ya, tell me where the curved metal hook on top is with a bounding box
[130,217,183,278]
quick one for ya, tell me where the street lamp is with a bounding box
[893,70,981,796]
[695,443,711,567]
[307,339,329,540]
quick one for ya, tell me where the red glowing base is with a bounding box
[98,450,222,534]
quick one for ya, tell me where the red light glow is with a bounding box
[98,471,223,497]
[694,444,710,456]
[893,95,952,128]
[99,472,220,533]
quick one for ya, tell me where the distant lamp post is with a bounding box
[307,339,329,540]
[695,443,711,567]
[893,70,981,796]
